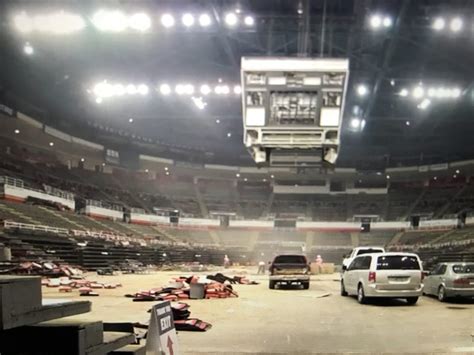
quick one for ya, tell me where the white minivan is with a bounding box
[341,252,423,305]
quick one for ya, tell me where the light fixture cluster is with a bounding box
[12,10,255,35]
[92,81,150,101]
[432,17,464,33]
[13,11,86,34]
[158,83,241,96]
[350,117,366,131]
[399,85,462,111]
[369,14,392,29]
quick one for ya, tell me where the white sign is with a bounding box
[146,301,179,355]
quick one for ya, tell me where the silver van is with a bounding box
[341,252,423,305]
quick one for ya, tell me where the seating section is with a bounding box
[358,232,394,246]
[397,231,445,245]
[312,232,351,246]
[164,229,214,244]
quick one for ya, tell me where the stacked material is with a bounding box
[11,261,84,277]
[42,277,122,295]
[125,275,239,302]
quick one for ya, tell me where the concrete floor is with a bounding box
[43,269,474,354]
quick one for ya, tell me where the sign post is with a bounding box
[146,301,179,355]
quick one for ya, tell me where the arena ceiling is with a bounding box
[0,0,473,169]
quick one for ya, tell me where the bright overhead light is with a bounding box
[14,129,20,134]
[184,84,194,95]
[399,88,408,97]
[80,158,85,162]
[236,173,240,177]
[161,14,175,28]
[221,85,230,95]
[361,119,366,130]
[175,84,185,95]
[432,17,445,31]
[455,169,460,174]
[164,167,168,171]
[182,13,195,27]
[390,79,395,86]
[92,10,128,32]
[233,85,242,95]
[199,14,211,27]
[244,178,248,182]
[227,132,232,137]
[200,84,211,95]
[418,98,431,110]
[216,119,220,124]
[128,118,134,123]
[225,13,238,26]
[244,16,255,26]
[382,16,392,27]
[357,84,368,96]
[451,88,461,98]
[113,84,125,96]
[350,118,361,128]
[14,11,85,34]
[450,18,462,32]
[23,42,34,55]
[137,84,149,95]
[129,13,151,32]
[49,142,54,147]
[165,171,170,175]
[191,96,207,110]
[95,97,103,104]
[262,178,267,182]
[270,175,274,179]
[412,86,424,99]
[126,84,137,95]
[386,175,390,179]
[406,120,410,126]
[427,88,436,97]
[93,82,113,98]
[159,84,171,95]
[370,15,382,28]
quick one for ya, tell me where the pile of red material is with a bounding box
[14,261,84,277]
[42,276,122,296]
[125,275,238,302]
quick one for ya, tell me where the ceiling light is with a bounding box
[184,84,194,95]
[236,173,240,177]
[390,79,395,86]
[418,98,431,110]
[199,14,211,27]
[175,84,185,95]
[433,176,437,180]
[233,85,242,95]
[225,13,238,26]
[399,88,408,97]
[92,10,128,32]
[200,84,211,95]
[95,97,103,104]
[23,42,34,55]
[161,14,175,28]
[216,119,220,124]
[14,11,85,34]
[113,84,125,96]
[455,169,460,174]
[412,86,424,99]
[129,13,151,32]
[80,158,85,162]
[137,84,149,95]
[126,84,137,95]
[451,88,461,98]
[165,171,170,175]
[262,178,267,182]
[405,121,410,126]
[382,17,392,27]
[361,119,366,130]
[432,17,445,31]
[386,175,390,179]
[182,13,194,27]
[370,15,382,28]
[357,84,368,96]
[244,178,248,182]
[427,88,436,97]
[214,85,222,94]
[453,174,457,178]
[191,96,207,110]
[450,18,462,32]
[49,142,54,147]
[244,16,254,26]
[14,129,20,134]
[159,84,171,95]
[270,175,274,179]
[128,118,133,123]
[350,118,361,128]
[227,132,232,137]
[221,85,230,95]
[164,167,168,171]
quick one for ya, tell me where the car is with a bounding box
[268,254,310,290]
[341,252,423,305]
[342,246,385,271]
[423,262,474,302]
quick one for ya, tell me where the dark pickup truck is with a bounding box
[269,254,310,289]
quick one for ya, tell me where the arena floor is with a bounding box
[43,269,474,354]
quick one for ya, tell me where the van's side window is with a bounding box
[360,256,371,270]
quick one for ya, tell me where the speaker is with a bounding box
[169,210,179,224]
[410,216,420,229]
[457,212,466,228]
[360,222,370,233]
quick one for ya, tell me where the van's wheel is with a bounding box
[302,282,309,290]
[357,284,367,304]
[406,297,418,305]
[437,286,447,302]
[340,281,348,296]
[269,280,276,289]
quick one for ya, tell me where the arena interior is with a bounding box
[0,1,473,354]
